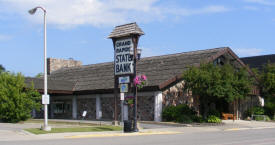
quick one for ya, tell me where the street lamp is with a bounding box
[28,6,51,131]
[133,48,142,132]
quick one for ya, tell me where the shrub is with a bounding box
[176,115,193,123]
[252,107,265,115]
[207,115,222,123]
[191,115,205,123]
[162,104,200,123]
[0,72,41,123]
[162,106,178,121]
[264,101,275,119]
[208,109,221,118]
[255,115,270,121]
[244,106,265,118]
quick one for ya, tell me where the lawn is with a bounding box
[24,126,122,134]
[20,119,97,126]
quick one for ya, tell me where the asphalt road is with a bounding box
[1,128,275,145]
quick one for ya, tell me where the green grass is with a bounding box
[20,119,97,126]
[24,126,122,134]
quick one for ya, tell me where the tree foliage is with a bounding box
[0,72,41,123]
[260,63,275,118]
[183,63,253,103]
[35,72,43,78]
[261,63,275,97]
[0,64,5,74]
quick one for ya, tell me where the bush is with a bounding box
[191,115,205,123]
[162,104,201,123]
[176,115,193,123]
[255,115,271,121]
[207,115,222,123]
[162,106,178,121]
[252,107,265,115]
[244,106,265,118]
[0,72,41,123]
[208,109,221,118]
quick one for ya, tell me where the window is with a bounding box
[53,101,71,114]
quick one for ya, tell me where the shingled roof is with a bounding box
[108,22,144,38]
[25,77,75,94]
[47,47,234,93]
[241,54,275,70]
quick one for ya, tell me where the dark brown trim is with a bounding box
[159,74,182,90]
[37,89,73,94]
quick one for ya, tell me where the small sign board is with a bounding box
[82,111,87,117]
[42,94,50,105]
[120,84,128,93]
[119,76,130,84]
[120,93,125,100]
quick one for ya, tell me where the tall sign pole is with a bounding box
[28,6,51,131]
[132,35,139,132]
[109,23,144,131]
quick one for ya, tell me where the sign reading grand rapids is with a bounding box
[115,38,134,75]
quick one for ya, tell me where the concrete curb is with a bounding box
[140,121,224,127]
[65,131,183,139]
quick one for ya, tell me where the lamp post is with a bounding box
[133,48,141,132]
[29,6,51,131]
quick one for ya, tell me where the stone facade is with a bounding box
[162,80,200,113]
[47,58,82,74]
[77,98,96,119]
[101,97,121,120]
[137,96,155,121]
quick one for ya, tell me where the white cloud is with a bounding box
[0,0,230,28]
[0,34,11,41]
[243,6,260,11]
[234,48,263,57]
[244,0,275,6]
[164,5,229,16]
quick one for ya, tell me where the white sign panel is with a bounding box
[115,38,134,75]
[42,94,50,105]
[82,111,87,117]
[120,93,125,100]
[119,76,130,84]
[120,84,128,93]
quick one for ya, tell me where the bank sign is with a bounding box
[115,38,134,75]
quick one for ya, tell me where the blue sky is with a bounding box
[0,0,274,77]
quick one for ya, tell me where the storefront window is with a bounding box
[53,102,71,114]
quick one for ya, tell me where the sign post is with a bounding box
[109,22,144,131]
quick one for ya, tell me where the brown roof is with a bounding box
[108,22,144,38]
[48,47,231,92]
[25,77,75,94]
[241,54,275,70]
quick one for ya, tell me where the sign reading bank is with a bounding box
[115,38,134,75]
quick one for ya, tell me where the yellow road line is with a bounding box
[65,131,183,139]
[224,128,240,131]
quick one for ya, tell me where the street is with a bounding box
[1,125,275,145]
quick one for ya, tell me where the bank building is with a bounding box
[26,23,267,122]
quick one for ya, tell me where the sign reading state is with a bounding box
[115,38,134,75]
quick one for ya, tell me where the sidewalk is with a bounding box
[1,119,275,141]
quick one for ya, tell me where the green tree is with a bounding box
[0,72,41,123]
[182,63,252,118]
[0,64,5,74]
[35,72,43,78]
[261,63,275,118]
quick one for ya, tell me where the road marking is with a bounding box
[65,131,183,139]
